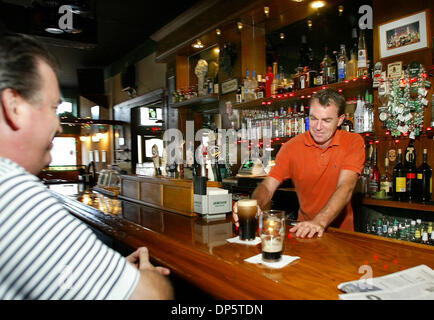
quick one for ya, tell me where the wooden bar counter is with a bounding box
[51,185,434,300]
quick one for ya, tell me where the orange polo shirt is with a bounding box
[268,130,365,231]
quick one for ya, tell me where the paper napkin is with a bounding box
[244,253,300,269]
[226,236,262,245]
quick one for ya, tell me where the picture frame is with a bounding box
[379,10,431,59]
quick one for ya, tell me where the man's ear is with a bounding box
[337,113,345,127]
[1,88,22,131]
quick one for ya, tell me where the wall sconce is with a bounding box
[280,33,285,40]
[216,28,221,36]
[237,22,243,31]
[307,20,313,29]
[264,6,269,18]
[192,39,204,49]
[338,5,344,16]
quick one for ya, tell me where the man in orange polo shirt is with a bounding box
[234,89,365,238]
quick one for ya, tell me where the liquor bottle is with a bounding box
[409,220,416,241]
[278,107,286,138]
[430,231,434,245]
[321,46,336,84]
[363,90,373,133]
[243,69,250,101]
[357,29,369,77]
[337,44,348,82]
[340,113,353,132]
[393,149,407,201]
[256,74,264,99]
[361,144,373,196]
[304,103,310,131]
[404,219,411,241]
[380,157,392,198]
[377,218,383,236]
[404,142,417,201]
[417,149,432,202]
[422,231,429,245]
[251,70,258,99]
[346,50,358,80]
[428,221,433,235]
[292,103,299,136]
[236,85,242,103]
[286,106,293,137]
[414,219,422,243]
[271,62,279,95]
[351,27,359,60]
[354,95,364,133]
[298,104,305,134]
[368,147,380,197]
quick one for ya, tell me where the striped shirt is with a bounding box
[0,157,139,300]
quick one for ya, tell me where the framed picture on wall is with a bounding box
[379,10,431,59]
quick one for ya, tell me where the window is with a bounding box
[50,137,77,166]
[56,101,73,115]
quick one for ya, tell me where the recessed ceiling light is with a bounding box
[45,27,64,34]
[311,1,326,9]
[192,39,204,49]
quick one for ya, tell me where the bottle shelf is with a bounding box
[170,94,219,108]
[362,197,434,213]
[233,77,373,110]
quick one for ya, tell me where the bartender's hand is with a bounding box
[289,220,325,238]
[232,202,262,228]
[126,247,170,276]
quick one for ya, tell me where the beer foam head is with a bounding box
[238,199,257,207]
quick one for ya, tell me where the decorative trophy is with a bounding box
[195,59,208,96]
[151,144,161,176]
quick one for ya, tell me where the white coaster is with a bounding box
[244,253,300,269]
[226,236,261,245]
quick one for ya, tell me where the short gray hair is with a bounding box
[0,33,58,104]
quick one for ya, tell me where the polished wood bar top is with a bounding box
[53,187,434,300]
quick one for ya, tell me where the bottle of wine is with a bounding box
[361,144,373,196]
[405,141,417,201]
[368,147,380,197]
[417,148,432,202]
[380,157,392,198]
[357,29,369,77]
[393,149,407,201]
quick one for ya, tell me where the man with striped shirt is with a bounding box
[0,33,173,299]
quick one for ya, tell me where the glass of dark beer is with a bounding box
[237,199,258,241]
[260,210,285,262]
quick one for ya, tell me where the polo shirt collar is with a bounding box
[304,130,342,148]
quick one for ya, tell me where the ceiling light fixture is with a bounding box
[338,5,344,16]
[311,1,325,9]
[237,22,243,31]
[307,20,313,28]
[216,28,221,36]
[192,39,204,49]
[45,27,64,34]
[280,33,285,39]
[264,7,270,18]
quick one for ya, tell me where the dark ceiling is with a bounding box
[0,0,201,89]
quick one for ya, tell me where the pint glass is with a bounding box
[237,199,258,241]
[260,210,285,262]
